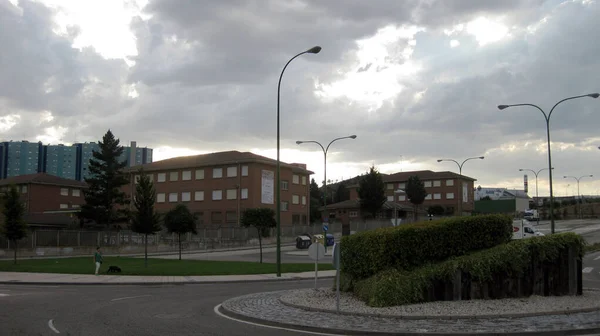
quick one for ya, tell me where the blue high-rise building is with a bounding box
[0,140,153,181]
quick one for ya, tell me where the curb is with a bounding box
[278,289,600,320]
[0,275,336,286]
[217,304,600,336]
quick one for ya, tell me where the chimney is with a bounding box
[129,141,137,167]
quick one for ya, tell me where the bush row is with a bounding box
[351,232,585,307]
[339,214,513,280]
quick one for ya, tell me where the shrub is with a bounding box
[353,232,585,307]
[340,214,513,280]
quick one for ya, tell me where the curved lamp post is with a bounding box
[518,167,554,224]
[275,46,321,277]
[563,175,593,219]
[296,135,357,238]
[498,93,599,234]
[437,156,485,216]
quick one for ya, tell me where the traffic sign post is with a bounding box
[308,242,325,289]
[332,242,341,312]
[322,220,328,253]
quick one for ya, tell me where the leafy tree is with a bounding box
[241,208,276,263]
[1,186,27,265]
[334,182,350,203]
[81,130,130,229]
[357,166,386,218]
[164,204,197,261]
[405,175,428,221]
[309,178,322,223]
[130,169,162,267]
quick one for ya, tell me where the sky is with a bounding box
[1,0,599,197]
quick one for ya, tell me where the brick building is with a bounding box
[0,173,87,229]
[125,151,313,227]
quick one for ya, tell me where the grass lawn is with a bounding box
[0,257,334,276]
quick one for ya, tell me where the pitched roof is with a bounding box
[383,170,476,182]
[125,150,314,174]
[320,199,415,211]
[0,173,87,188]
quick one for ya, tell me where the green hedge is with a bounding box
[340,214,513,280]
[352,232,585,307]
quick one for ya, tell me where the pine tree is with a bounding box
[1,185,28,265]
[80,130,130,229]
[357,166,386,218]
[130,169,162,267]
[406,176,428,221]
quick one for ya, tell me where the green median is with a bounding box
[0,257,334,276]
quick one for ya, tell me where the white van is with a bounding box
[513,219,544,239]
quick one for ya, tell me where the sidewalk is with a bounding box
[0,269,336,285]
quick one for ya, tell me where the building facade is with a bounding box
[124,151,313,227]
[0,140,152,181]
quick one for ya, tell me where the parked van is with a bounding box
[513,219,544,239]
[523,209,539,221]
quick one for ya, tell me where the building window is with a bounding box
[21,185,27,194]
[387,183,394,190]
[349,211,358,218]
[169,171,178,181]
[181,192,191,202]
[169,193,178,202]
[157,193,166,203]
[446,179,454,186]
[281,181,289,190]
[157,173,166,182]
[241,188,248,199]
[72,189,80,197]
[72,204,80,209]
[195,169,204,179]
[60,204,68,209]
[60,188,68,196]
[301,176,307,185]
[282,201,289,211]
[212,190,223,200]
[194,191,204,201]
[446,193,455,199]
[211,211,223,224]
[182,171,192,181]
[424,181,432,187]
[292,175,300,184]
[213,168,223,178]
[434,193,441,200]
[387,195,394,202]
[398,195,406,201]
[302,196,306,205]
[425,194,432,200]
[226,189,237,200]
[226,211,237,223]
[433,180,441,187]
[227,166,237,177]
[398,183,406,189]
[292,214,300,225]
[241,165,249,176]
[292,195,299,204]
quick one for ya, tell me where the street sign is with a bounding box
[308,242,325,261]
[323,224,328,232]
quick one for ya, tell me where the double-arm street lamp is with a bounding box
[296,135,357,239]
[498,93,599,234]
[563,175,593,219]
[276,46,322,277]
[518,167,554,225]
[437,156,485,216]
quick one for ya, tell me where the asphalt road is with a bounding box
[0,278,335,336]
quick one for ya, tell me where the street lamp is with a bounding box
[296,135,357,239]
[518,167,554,224]
[437,156,485,216]
[498,93,599,234]
[563,175,593,219]
[276,46,321,277]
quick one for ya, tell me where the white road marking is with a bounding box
[48,319,60,334]
[583,267,594,273]
[594,255,600,260]
[213,304,345,336]
[111,294,151,302]
[0,293,9,297]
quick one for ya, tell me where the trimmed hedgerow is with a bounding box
[352,232,585,307]
[340,214,513,281]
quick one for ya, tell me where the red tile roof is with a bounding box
[383,170,476,182]
[0,173,87,188]
[125,150,314,174]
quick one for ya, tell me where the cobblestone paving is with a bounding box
[220,290,600,334]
